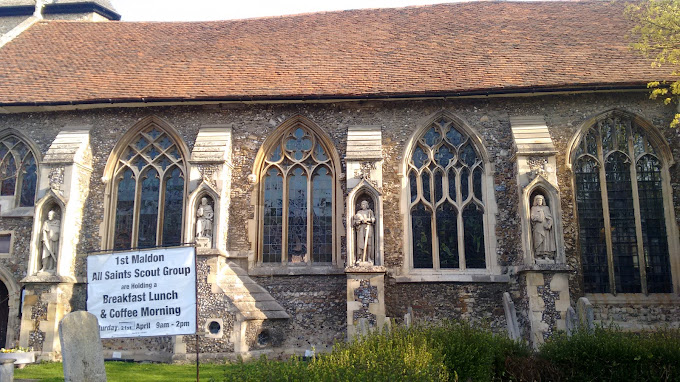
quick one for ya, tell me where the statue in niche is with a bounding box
[353,199,376,265]
[40,209,60,273]
[530,194,556,262]
[195,197,214,247]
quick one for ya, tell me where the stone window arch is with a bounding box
[0,131,38,208]
[569,110,677,294]
[103,116,189,250]
[405,113,493,271]
[254,116,341,265]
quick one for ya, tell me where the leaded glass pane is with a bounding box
[434,170,443,204]
[460,144,477,166]
[585,128,598,156]
[138,169,160,249]
[412,146,428,168]
[437,203,458,268]
[113,169,135,250]
[574,157,609,293]
[615,119,629,152]
[463,204,485,269]
[286,128,312,161]
[287,167,307,263]
[460,167,470,201]
[312,167,332,263]
[601,119,614,153]
[412,203,433,268]
[633,131,645,159]
[263,168,283,263]
[19,154,36,207]
[448,168,456,202]
[422,171,431,203]
[605,153,641,294]
[435,146,453,167]
[637,156,672,293]
[446,126,464,146]
[162,168,184,247]
[473,167,482,200]
[423,127,440,147]
[314,145,328,161]
[268,145,282,162]
[0,155,16,196]
[409,171,418,203]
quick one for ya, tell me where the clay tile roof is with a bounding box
[0,1,673,106]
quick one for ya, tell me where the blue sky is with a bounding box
[110,0,460,21]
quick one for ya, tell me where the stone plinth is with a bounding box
[346,267,387,340]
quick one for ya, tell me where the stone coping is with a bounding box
[510,264,573,275]
[344,265,386,273]
[585,293,680,305]
[21,274,76,284]
[394,273,510,283]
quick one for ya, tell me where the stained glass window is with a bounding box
[260,123,335,264]
[407,116,487,270]
[573,114,673,294]
[111,124,186,249]
[0,137,37,207]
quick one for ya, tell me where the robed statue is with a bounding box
[353,200,375,265]
[530,194,556,259]
[196,197,214,241]
[40,209,60,273]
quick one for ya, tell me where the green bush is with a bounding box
[422,321,530,381]
[538,327,680,381]
[222,326,449,381]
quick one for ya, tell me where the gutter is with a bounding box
[0,84,653,113]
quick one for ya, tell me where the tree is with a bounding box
[628,0,680,127]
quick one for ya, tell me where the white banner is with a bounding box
[87,247,196,339]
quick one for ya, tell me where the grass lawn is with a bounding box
[15,361,227,381]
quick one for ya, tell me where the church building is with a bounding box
[0,0,678,361]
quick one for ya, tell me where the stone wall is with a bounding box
[253,275,346,352]
[0,91,678,356]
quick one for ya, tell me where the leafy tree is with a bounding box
[628,0,680,126]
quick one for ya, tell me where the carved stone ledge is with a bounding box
[21,274,77,284]
[345,265,386,274]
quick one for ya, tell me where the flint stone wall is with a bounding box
[0,91,677,354]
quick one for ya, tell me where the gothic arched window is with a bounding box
[259,122,337,265]
[109,121,187,250]
[572,113,673,294]
[0,135,37,207]
[407,117,488,270]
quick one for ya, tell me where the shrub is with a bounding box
[422,321,530,381]
[539,327,680,381]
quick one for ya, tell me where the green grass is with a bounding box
[15,361,226,381]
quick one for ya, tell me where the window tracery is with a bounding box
[407,117,487,270]
[573,114,673,294]
[111,125,186,250]
[0,136,37,207]
[260,125,335,264]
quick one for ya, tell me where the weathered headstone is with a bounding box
[565,306,578,337]
[357,318,369,336]
[577,297,594,333]
[502,292,521,340]
[0,358,15,382]
[59,311,106,382]
[404,306,413,327]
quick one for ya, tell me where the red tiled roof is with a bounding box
[0,1,673,106]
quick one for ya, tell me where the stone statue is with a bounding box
[195,197,214,241]
[40,209,60,273]
[353,200,375,265]
[530,194,556,260]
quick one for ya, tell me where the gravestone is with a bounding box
[565,306,578,336]
[502,292,521,340]
[404,306,413,328]
[576,297,594,333]
[0,358,15,382]
[59,311,106,382]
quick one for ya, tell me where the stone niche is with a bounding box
[346,181,383,268]
[520,177,565,265]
